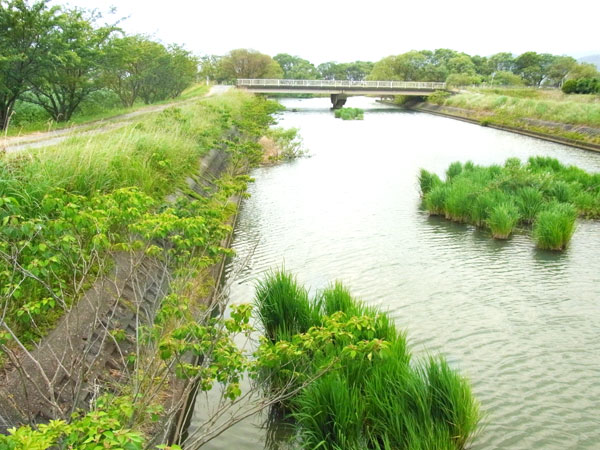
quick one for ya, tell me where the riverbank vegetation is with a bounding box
[420,157,600,250]
[334,107,364,120]
[0,90,290,447]
[254,271,480,449]
[424,87,600,147]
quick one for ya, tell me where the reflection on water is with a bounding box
[190,96,600,449]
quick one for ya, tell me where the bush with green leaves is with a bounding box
[562,78,600,94]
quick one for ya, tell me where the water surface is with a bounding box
[191,96,600,449]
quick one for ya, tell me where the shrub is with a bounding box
[428,90,451,105]
[446,73,482,87]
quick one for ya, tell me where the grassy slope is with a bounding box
[3,84,210,137]
[431,87,600,146]
[0,89,272,346]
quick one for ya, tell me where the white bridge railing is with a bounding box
[237,79,446,90]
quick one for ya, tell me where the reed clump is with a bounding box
[419,156,600,250]
[334,107,364,120]
[533,203,577,250]
[254,270,480,449]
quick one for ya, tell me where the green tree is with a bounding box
[343,61,374,80]
[273,53,319,79]
[365,56,397,80]
[470,55,491,76]
[101,36,197,106]
[514,51,557,86]
[487,52,515,73]
[447,54,477,75]
[100,35,149,107]
[198,54,221,82]
[545,56,577,87]
[567,62,600,81]
[26,8,115,122]
[138,44,198,104]
[490,71,525,86]
[0,0,59,129]
[216,49,283,83]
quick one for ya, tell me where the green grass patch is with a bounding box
[433,88,600,146]
[0,90,279,347]
[254,270,480,449]
[420,157,600,250]
[4,84,210,136]
[334,107,364,120]
[533,203,577,250]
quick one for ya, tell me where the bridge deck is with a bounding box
[237,79,446,96]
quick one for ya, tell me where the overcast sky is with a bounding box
[55,0,599,64]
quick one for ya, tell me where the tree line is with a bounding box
[202,48,600,92]
[0,0,198,130]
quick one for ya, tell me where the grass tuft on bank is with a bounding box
[419,157,600,250]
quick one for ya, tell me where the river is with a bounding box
[190,96,600,449]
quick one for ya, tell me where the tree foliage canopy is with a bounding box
[217,49,283,83]
[0,0,198,128]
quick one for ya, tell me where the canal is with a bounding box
[190,96,600,449]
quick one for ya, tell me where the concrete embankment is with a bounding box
[408,102,600,153]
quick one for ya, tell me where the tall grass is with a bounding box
[487,202,520,239]
[533,203,577,250]
[515,187,544,223]
[254,271,314,341]
[254,272,480,449]
[441,90,600,127]
[418,169,442,196]
[334,107,364,120]
[0,90,259,207]
[420,157,598,250]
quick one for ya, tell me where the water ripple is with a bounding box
[197,96,600,450]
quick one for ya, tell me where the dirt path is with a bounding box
[0,85,232,153]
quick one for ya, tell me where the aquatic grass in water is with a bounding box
[424,185,449,216]
[418,168,442,196]
[515,187,544,223]
[334,107,364,120]
[533,203,577,250]
[254,270,314,341]
[293,373,365,450]
[424,357,481,449]
[444,180,477,223]
[420,157,599,250]
[487,202,520,239]
[254,272,480,450]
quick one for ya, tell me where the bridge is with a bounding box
[236,79,447,108]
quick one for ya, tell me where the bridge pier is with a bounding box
[330,94,347,109]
